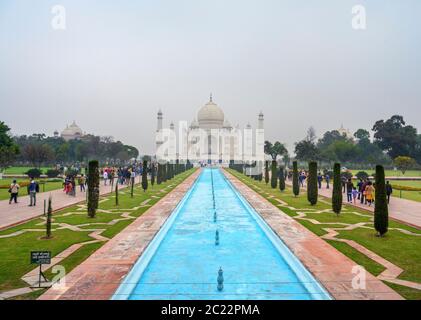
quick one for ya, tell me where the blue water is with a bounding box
[114,168,330,300]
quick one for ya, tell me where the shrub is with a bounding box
[307,162,318,205]
[355,171,369,180]
[374,165,389,237]
[292,161,299,197]
[157,163,162,185]
[87,160,99,218]
[25,168,42,178]
[46,169,60,178]
[115,182,119,206]
[270,160,277,189]
[332,163,342,216]
[45,196,52,239]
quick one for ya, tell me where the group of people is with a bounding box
[288,170,393,207]
[8,178,39,206]
[344,178,393,206]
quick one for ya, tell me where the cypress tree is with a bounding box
[307,161,318,205]
[157,163,162,185]
[374,165,389,237]
[332,163,342,216]
[279,167,285,191]
[292,161,300,197]
[151,164,155,187]
[162,163,167,182]
[87,160,99,218]
[142,160,148,191]
[46,195,52,239]
[270,160,277,189]
[264,161,269,184]
[115,181,119,206]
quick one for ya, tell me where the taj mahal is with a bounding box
[155,95,265,166]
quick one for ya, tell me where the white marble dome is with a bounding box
[61,121,83,141]
[197,97,224,129]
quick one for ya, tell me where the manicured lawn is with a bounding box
[227,169,421,300]
[350,169,421,177]
[0,178,63,201]
[388,180,421,203]
[3,167,52,175]
[0,169,196,299]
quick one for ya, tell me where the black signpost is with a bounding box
[30,251,51,288]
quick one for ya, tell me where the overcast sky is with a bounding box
[1,0,420,154]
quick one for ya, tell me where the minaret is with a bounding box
[155,110,164,160]
[157,109,163,132]
[256,111,265,165]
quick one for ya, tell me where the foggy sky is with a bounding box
[1,0,420,154]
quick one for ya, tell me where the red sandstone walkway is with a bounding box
[0,178,133,230]
[223,170,403,300]
[38,170,201,300]
[287,180,421,229]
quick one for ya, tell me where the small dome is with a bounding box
[223,119,232,129]
[190,118,199,129]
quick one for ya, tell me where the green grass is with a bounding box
[3,167,52,175]
[0,169,196,298]
[228,169,421,300]
[350,169,421,177]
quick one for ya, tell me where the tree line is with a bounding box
[0,121,139,170]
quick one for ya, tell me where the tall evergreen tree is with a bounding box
[332,163,342,215]
[307,161,318,205]
[115,181,119,206]
[151,164,155,187]
[374,165,389,236]
[279,166,285,191]
[87,160,99,218]
[292,161,300,197]
[141,160,148,191]
[157,163,162,185]
[45,196,52,238]
[264,160,269,184]
[270,160,277,189]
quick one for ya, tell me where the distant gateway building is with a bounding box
[155,95,264,166]
[57,121,84,141]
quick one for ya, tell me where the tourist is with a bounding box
[28,178,38,206]
[360,179,368,204]
[130,169,136,186]
[352,186,359,204]
[78,174,86,192]
[317,172,323,189]
[365,182,375,206]
[357,179,364,200]
[103,170,108,186]
[386,181,393,204]
[71,176,76,196]
[325,173,330,189]
[341,175,347,193]
[8,179,20,204]
[346,179,354,203]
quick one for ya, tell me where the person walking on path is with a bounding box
[357,179,364,200]
[386,181,393,204]
[78,174,86,192]
[103,170,108,186]
[346,178,354,203]
[8,180,20,204]
[360,179,368,204]
[365,182,375,207]
[27,178,39,206]
[341,175,347,193]
[352,186,359,204]
[317,172,323,189]
[325,173,330,189]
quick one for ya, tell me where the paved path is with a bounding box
[38,170,201,300]
[0,178,135,230]
[224,170,403,300]
[286,180,421,229]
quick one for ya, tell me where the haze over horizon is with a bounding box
[1,0,420,155]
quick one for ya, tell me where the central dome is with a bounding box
[197,96,224,129]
